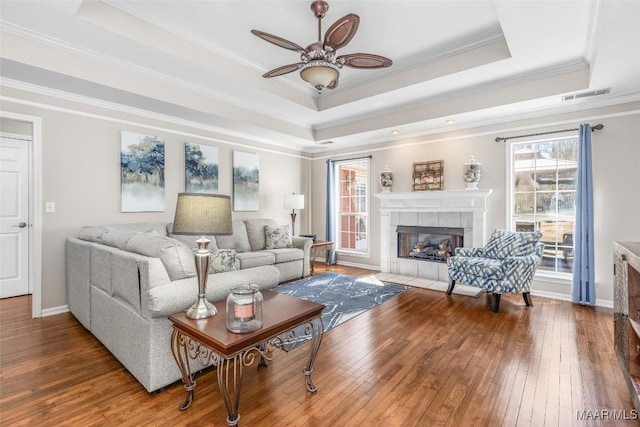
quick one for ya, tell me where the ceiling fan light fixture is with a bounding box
[300,61,339,91]
[252,1,390,91]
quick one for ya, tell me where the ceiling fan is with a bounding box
[251,0,392,92]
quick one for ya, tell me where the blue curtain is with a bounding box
[572,124,596,305]
[326,160,337,264]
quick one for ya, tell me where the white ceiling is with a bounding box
[1,0,639,154]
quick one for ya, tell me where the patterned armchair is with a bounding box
[446,229,544,313]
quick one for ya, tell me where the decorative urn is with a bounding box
[380,165,393,192]
[463,156,482,190]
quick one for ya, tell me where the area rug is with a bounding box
[375,273,483,297]
[274,272,408,333]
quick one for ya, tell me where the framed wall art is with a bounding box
[233,150,259,211]
[412,160,444,191]
[120,131,165,212]
[185,142,219,193]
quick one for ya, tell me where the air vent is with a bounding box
[562,87,611,101]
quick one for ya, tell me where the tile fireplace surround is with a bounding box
[374,189,493,282]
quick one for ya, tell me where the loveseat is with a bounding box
[65,218,312,392]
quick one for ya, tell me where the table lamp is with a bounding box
[283,193,304,235]
[172,193,232,319]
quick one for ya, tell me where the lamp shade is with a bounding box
[172,193,233,236]
[283,194,304,210]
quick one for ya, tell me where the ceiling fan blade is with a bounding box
[323,13,359,51]
[263,63,305,78]
[251,30,306,53]
[337,53,393,69]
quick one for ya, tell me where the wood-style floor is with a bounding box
[0,263,635,426]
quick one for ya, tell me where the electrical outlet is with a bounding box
[45,202,55,213]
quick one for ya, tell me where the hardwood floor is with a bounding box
[0,263,635,426]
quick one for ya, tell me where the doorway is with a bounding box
[0,112,42,318]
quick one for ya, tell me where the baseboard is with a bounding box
[333,260,380,271]
[530,289,613,308]
[330,262,616,309]
[41,304,69,317]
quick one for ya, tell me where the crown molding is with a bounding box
[0,78,310,158]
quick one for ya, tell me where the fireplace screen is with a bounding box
[396,226,464,263]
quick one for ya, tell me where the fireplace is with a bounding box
[397,226,464,263]
[375,190,492,282]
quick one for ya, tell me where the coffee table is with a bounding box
[169,290,324,427]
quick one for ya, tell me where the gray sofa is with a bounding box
[65,218,312,392]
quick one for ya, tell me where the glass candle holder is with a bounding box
[226,284,263,333]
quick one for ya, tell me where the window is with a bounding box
[509,136,578,275]
[334,158,369,254]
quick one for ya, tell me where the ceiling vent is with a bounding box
[562,87,611,101]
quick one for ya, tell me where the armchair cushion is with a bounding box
[483,229,542,259]
[447,256,503,279]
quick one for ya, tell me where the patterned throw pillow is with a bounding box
[265,224,293,249]
[210,249,239,273]
[483,229,542,259]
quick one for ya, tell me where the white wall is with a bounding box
[2,86,638,310]
[1,90,310,311]
[310,103,640,304]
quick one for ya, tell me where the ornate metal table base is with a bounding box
[171,317,323,427]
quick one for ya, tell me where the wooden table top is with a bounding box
[169,290,325,356]
[311,240,334,247]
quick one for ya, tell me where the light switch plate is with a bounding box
[45,202,55,213]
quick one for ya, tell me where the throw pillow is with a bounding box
[483,229,542,259]
[244,219,278,251]
[265,224,293,249]
[210,249,239,273]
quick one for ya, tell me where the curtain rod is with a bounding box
[326,155,373,163]
[495,123,604,143]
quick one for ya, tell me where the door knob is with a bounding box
[12,222,27,228]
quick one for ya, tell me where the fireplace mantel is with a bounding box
[374,189,493,280]
[375,189,493,211]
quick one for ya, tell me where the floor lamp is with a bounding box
[171,193,233,319]
[283,193,304,236]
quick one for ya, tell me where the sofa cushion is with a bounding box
[210,249,239,273]
[168,233,220,252]
[483,230,542,259]
[236,251,275,269]
[244,219,278,251]
[125,235,196,281]
[262,248,303,263]
[78,224,165,250]
[216,220,251,253]
[111,223,168,236]
[147,265,280,318]
[265,224,293,249]
[78,225,110,242]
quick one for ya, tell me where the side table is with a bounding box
[310,240,334,275]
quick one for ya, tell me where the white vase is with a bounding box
[463,156,482,190]
[380,165,393,192]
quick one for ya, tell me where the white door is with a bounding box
[0,136,30,298]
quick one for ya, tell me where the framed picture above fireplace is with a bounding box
[412,160,444,191]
